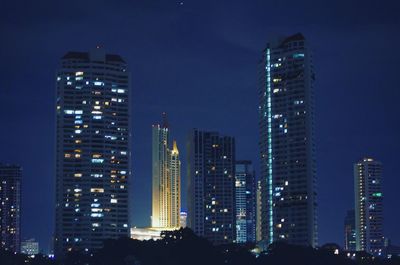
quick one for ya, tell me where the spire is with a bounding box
[162,112,168,128]
[172,140,179,155]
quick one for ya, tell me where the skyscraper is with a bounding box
[258,33,317,247]
[0,164,22,252]
[344,209,356,251]
[235,161,256,243]
[187,129,236,244]
[169,140,181,228]
[152,114,181,228]
[55,48,131,256]
[354,158,384,255]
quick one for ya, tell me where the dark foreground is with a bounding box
[1,228,400,265]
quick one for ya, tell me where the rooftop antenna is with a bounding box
[162,112,168,128]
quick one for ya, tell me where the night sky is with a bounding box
[1,0,399,253]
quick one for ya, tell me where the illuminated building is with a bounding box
[258,33,317,247]
[169,140,181,228]
[235,161,256,243]
[130,226,178,241]
[152,114,181,229]
[0,164,21,252]
[130,227,162,241]
[354,158,384,255]
[180,211,187,228]
[187,129,236,244]
[55,48,131,256]
[21,239,39,255]
[344,209,356,251]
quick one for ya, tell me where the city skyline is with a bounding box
[0,0,399,255]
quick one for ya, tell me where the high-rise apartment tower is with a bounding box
[55,48,131,256]
[354,158,384,255]
[0,164,22,252]
[258,33,317,247]
[235,161,256,243]
[187,129,236,244]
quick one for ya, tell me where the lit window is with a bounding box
[90,213,103,218]
[90,188,104,193]
[293,53,305,59]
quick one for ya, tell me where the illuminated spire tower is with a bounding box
[169,140,181,228]
[152,114,181,228]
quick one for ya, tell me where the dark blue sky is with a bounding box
[0,0,399,253]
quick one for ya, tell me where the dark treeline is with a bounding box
[2,228,400,265]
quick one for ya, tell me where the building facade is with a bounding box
[169,141,181,227]
[187,129,236,244]
[354,158,384,255]
[55,48,131,256]
[344,209,356,251]
[21,239,39,255]
[256,180,262,242]
[258,33,317,247]
[152,114,181,228]
[235,161,256,243]
[0,164,22,252]
[180,211,187,228]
